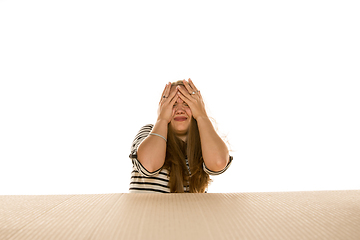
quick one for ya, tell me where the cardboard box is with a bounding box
[1,190,359,239]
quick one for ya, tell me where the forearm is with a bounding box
[196,116,229,172]
[137,119,168,172]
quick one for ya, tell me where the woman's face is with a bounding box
[169,86,192,140]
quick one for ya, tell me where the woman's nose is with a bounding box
[175,107,185,115]
[176,98,184,104]
[174,103,185,113]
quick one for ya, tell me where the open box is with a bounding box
[1,190,359,239]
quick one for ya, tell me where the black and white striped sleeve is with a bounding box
[203,156,233,176]
[129,124,162,177]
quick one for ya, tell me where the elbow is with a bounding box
[216,150,229,170]
[206,156,229,172]
[137,156,160,173]
[216,157,229,171]
[144,163,161,173]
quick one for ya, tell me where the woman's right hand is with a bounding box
[157,82,179,123]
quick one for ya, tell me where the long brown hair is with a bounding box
[162,81,211,193]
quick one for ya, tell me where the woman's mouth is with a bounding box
[174,116,188,122]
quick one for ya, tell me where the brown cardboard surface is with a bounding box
[1,190,359,240]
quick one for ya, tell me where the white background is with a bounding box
[1,0,359,195]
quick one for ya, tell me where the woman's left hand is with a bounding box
[176,78,208,120]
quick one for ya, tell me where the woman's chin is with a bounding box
[174,128,188,135]
[172,121,189,129]
[171,124,188,136]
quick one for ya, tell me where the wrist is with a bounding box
[156,118,170,125]
[195,115,213,129]
[151,118,169,140]
[195,114,209,121]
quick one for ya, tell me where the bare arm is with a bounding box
[177,79,229,172]
[137,119,168,172]
[196,116,229,172]
[136,83,179,172]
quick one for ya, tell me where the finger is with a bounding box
[177,91,192,106]
[164,82,172,98]
[180,84,198,99]
[160,83,172,103]
[159,83,169,103]
[169,95,179,118]
[188,78,198,92]
[165,86,178,103]
[159,84,166,103]
[177,85,192,100]
[170,93,179,106]
[182,79,194,94]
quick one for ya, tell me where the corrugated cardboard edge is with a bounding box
[1,190,360,240]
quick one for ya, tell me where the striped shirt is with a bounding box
[129,124,233,193]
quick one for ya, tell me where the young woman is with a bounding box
[129,78,233,193]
